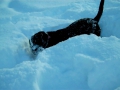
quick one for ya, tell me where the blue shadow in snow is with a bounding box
[8,0,44,13]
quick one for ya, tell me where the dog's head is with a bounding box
[31,31,48,48]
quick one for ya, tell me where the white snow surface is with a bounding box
[0,0,120,90]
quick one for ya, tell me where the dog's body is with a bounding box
[29,0,104,55]
[46,18,100,48]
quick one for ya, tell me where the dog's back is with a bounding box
[65,0,104,36]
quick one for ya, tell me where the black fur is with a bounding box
[30,0,104,52]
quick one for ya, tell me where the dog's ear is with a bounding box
[33,31,48,46]
[41,32,48,41]
[31,31,44,45]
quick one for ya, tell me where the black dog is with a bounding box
[29,0,104,55]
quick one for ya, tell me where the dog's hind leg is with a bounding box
[94,0,104,22]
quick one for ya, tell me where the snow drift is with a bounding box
[0,0,120,90]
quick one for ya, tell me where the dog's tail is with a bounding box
[94,0,104,22]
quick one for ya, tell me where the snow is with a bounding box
[0,0,120,90]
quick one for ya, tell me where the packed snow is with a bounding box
[0,0,120,90]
